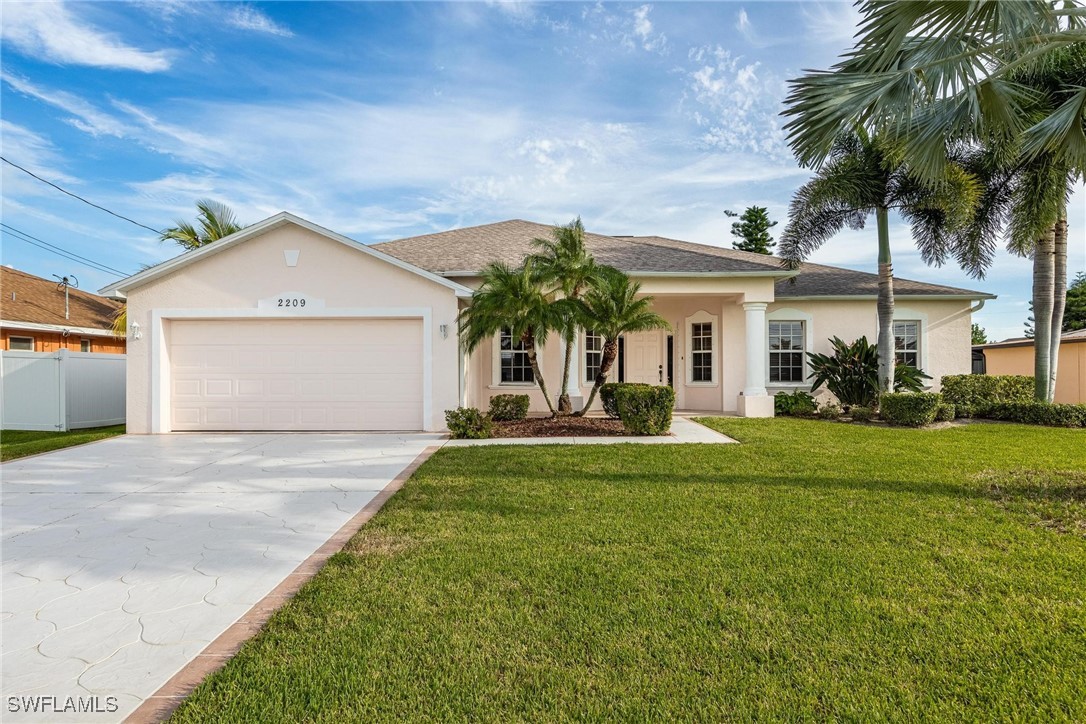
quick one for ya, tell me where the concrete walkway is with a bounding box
[443,415,736,446]
[1,433,441,722]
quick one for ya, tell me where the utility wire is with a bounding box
[1,156,162,235]
[1,223,131,278]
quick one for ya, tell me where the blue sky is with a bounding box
[1,1,1082,341]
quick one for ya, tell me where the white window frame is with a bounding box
[685,310,718,386]
[80,338,92,353]
[582,329,607,384]
[887,307,929,373]
[491,327,539,388]
[766,308,814,387]
[8,335,34,351]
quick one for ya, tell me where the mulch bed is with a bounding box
[492,416,628,438]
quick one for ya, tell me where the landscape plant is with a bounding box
[487,394,530,422]
[444,408,493,439]
[774,390,817,417]
[879,392,943,427]
[614,384,675,435]
[806,336,930,409]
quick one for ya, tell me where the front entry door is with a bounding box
[625,330,662,385]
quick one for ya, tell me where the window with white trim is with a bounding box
[894,320,920,368]
[584,330,603,383]
[499,327,533,383]
[768,321,805,382]
[9,336,33,351]
[81,339,92,352]
[690,322,714,383]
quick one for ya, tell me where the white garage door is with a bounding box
[169,319,423,431]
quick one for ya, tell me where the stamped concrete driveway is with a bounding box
[2,433,442,722]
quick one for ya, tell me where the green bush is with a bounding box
[614,384,675,436]
[940,375,1034,407]
[817,403,842,420]
[488,394,530,421]
[849,406,875,422]
[955,403,975,419]
[981,402,1086,428]
[600,382,652,419]
[444,408,493,439]
[934,402,956,422]
[774,390,817,417]
[880,392,943,427]
[807,336,930,408]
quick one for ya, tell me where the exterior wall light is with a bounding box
[130,322,143,340]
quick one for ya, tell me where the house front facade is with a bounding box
[102,213,992,433]
[2,266,126,354]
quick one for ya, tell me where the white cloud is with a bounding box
[226,6,293,37]
[0,1,170,72]
[632,5,667,52]
[3,75,133,138]
[801,2,863,48]
[0,121,79,192]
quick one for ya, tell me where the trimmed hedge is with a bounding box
[880,392,943,427]
[980,402,1086,428]
[941,375,1033,407]
[600,382,653,419]
[445,407,492,439]
[934,402,956,422]
[488,394,530,421]
[614,384,675,436]
[849,406,875,422]
[817,403,842,420]
[775,390,817,417]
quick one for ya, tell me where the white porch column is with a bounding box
[738,301,774,417]
[561,334,584,412]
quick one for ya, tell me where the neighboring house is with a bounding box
[975,328,1086,404]
[1,266,126,354]
[101,213,992,433]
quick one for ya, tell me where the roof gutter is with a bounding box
[776,293,997,301]
[1,320,119,338]
[440,269,797,279]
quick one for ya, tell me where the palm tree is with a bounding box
[572,268,670,416]
[161,199,245,251]
[778,130,979,392]
[458,261,564,417]
[528,218,602,413]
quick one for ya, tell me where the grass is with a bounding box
[0,425,125,461]
[171,420,1085,722]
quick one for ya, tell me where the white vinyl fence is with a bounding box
[1,349,126,431]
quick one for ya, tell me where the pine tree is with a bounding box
[724,206,777,255]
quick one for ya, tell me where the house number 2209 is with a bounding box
[277,297,306,308]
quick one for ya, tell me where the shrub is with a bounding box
[849,406,875,422]
[444,407,493,439]
[775,390,817,417]
[614,384,675,435]
[600,382,652,419]
[807,336,931,408]
[934,402,956,422]
[955,404,975,419]
[880,392,942,427]
[817,403,842,420]
[488,394,530,421]
[981,402,1086,428]
[940,375,1034,407]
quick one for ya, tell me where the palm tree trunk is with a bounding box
[1048,209,1067,402]
[576,338,618,416]
[1032,225,1056,402]
[875,206,896,393]
[525,335,558,417]
[557,327,574,414]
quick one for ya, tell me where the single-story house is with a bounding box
[2,266,126,354]
[100,212,992,433]
[975,328,1086,403]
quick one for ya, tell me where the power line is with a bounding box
[0,223,132,278]
[1,156,162,235]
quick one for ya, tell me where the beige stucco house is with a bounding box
[101,212,993,433]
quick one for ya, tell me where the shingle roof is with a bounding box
[373,220,993,299]
[1,266,123,330]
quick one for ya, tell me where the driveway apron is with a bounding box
[2,433,441,722]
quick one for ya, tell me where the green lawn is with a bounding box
[172,420,1085,722]
[0,425,125,461]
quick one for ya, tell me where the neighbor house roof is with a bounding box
[2,266,122,333]
[373,219,994,299]
[977,328,1086,350]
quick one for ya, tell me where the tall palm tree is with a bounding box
[527,218,602,413]
[778,130,979,392]
[458,261,564,417]
[161,199,245,251]
[571,268,670,416]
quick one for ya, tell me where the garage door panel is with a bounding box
[169,319,424,431]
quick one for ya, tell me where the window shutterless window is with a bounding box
[81,339,92,352]
[769,321,805,382]
[499,327,533,383]
[690,322,713,383]
[894,321,920,368]
[584,330,603,383]
[9,336,33,351]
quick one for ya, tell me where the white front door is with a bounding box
[625,330,662,385]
